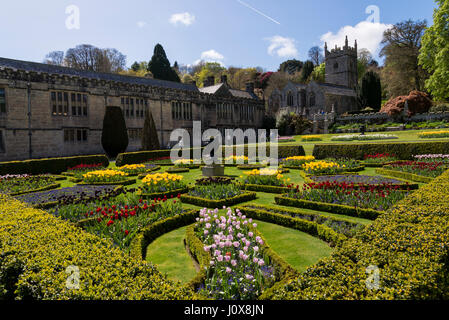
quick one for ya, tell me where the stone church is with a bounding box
[269,37,358,121]
[0,57,264,161]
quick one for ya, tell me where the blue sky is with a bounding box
[0,0,437,71]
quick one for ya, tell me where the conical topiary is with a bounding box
[141,108,160,150]
[101,106,129,158]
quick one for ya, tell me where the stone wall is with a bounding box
[0,67,265,161]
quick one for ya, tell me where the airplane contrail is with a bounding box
[236,0,281,25]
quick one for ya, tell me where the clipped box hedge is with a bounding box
[0,194,194,300]
[116,145,306,167]
[275,196,382,220]
[266,169,449,300]
[243,184,292,194]
[375,168,435,183]
[0,154,109,175]
[180,192,257,208]
[312,141,449,160]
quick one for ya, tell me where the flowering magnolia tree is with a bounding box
[195,207,275,300]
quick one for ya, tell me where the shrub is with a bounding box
[331,134,399,141]
[0,155,109,175]
[313,141,449,160]
[141,108,160,151]
[0,194,193,300]
[101,106,129,158]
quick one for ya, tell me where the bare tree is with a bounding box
[44,51,65,66]
[62,44,126,73]
[308,46,324,66]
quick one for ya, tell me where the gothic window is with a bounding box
[287,92,294,107]
[172,101,192,120]
[334,62,339,70]
[0,88,5,114]
[300,90,306,107]
[309,93,316,107]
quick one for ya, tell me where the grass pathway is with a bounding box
[146,226,197,284]
[255,220,333,273]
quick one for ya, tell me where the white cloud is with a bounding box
[320,21,392,56]
[169,12,195,26]
[201,49,224,61]
[137,21,147,28]
[265,36,298,58]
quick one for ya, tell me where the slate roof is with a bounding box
[0,57,199,92]
[198,83,258,100]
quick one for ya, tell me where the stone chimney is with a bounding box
[221,75,228,85]
[246,82,255,94]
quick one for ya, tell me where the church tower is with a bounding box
[324,36,358,88]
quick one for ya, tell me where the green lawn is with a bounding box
[145,226,198,284]
[255,220,333,273]
[282,128,449,155]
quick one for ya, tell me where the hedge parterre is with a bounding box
[0,174,57,195]
[266,169,449,300]
[383,161,446,178]
[0,194,194,300]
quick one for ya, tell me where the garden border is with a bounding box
[8,183,61,196]
[274,195,383,220]
[76,178,137,186]
[137,187,190,200]
[180,192,257,208]
[375,168,435,183]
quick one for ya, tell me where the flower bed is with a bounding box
[139,172,186,195]
[306,174,418,190]
[188,184,243,200]
[195,177,234,185]
[281,156,315,168]
[81,198,186,250]
[414,154,449,163]
[302,159,363,175]
[191,208,278,300]
[383,161,446,178]
[278,182,410,218]
[418,130,449,139]
[81,169,133,185]
[300,135,322,142]
[242,168,288,186]
[362,153,398,167]
[65,163,106,179]
[118,164,148,176]
[0,174,59,196]
[15,185,124,208]
[0,194,192,300]
[243,184,293,194]
[331,134,399,141]
[224,155,249,165]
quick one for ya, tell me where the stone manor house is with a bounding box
[269,37,359,121]
[0,58,264,161]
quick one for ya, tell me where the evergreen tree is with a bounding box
[131,61,140,72]
[148,44,180,82]
[360,71,382,111]
[101,106,129,158]
[141,108,160,151]
[300,61,315,83]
